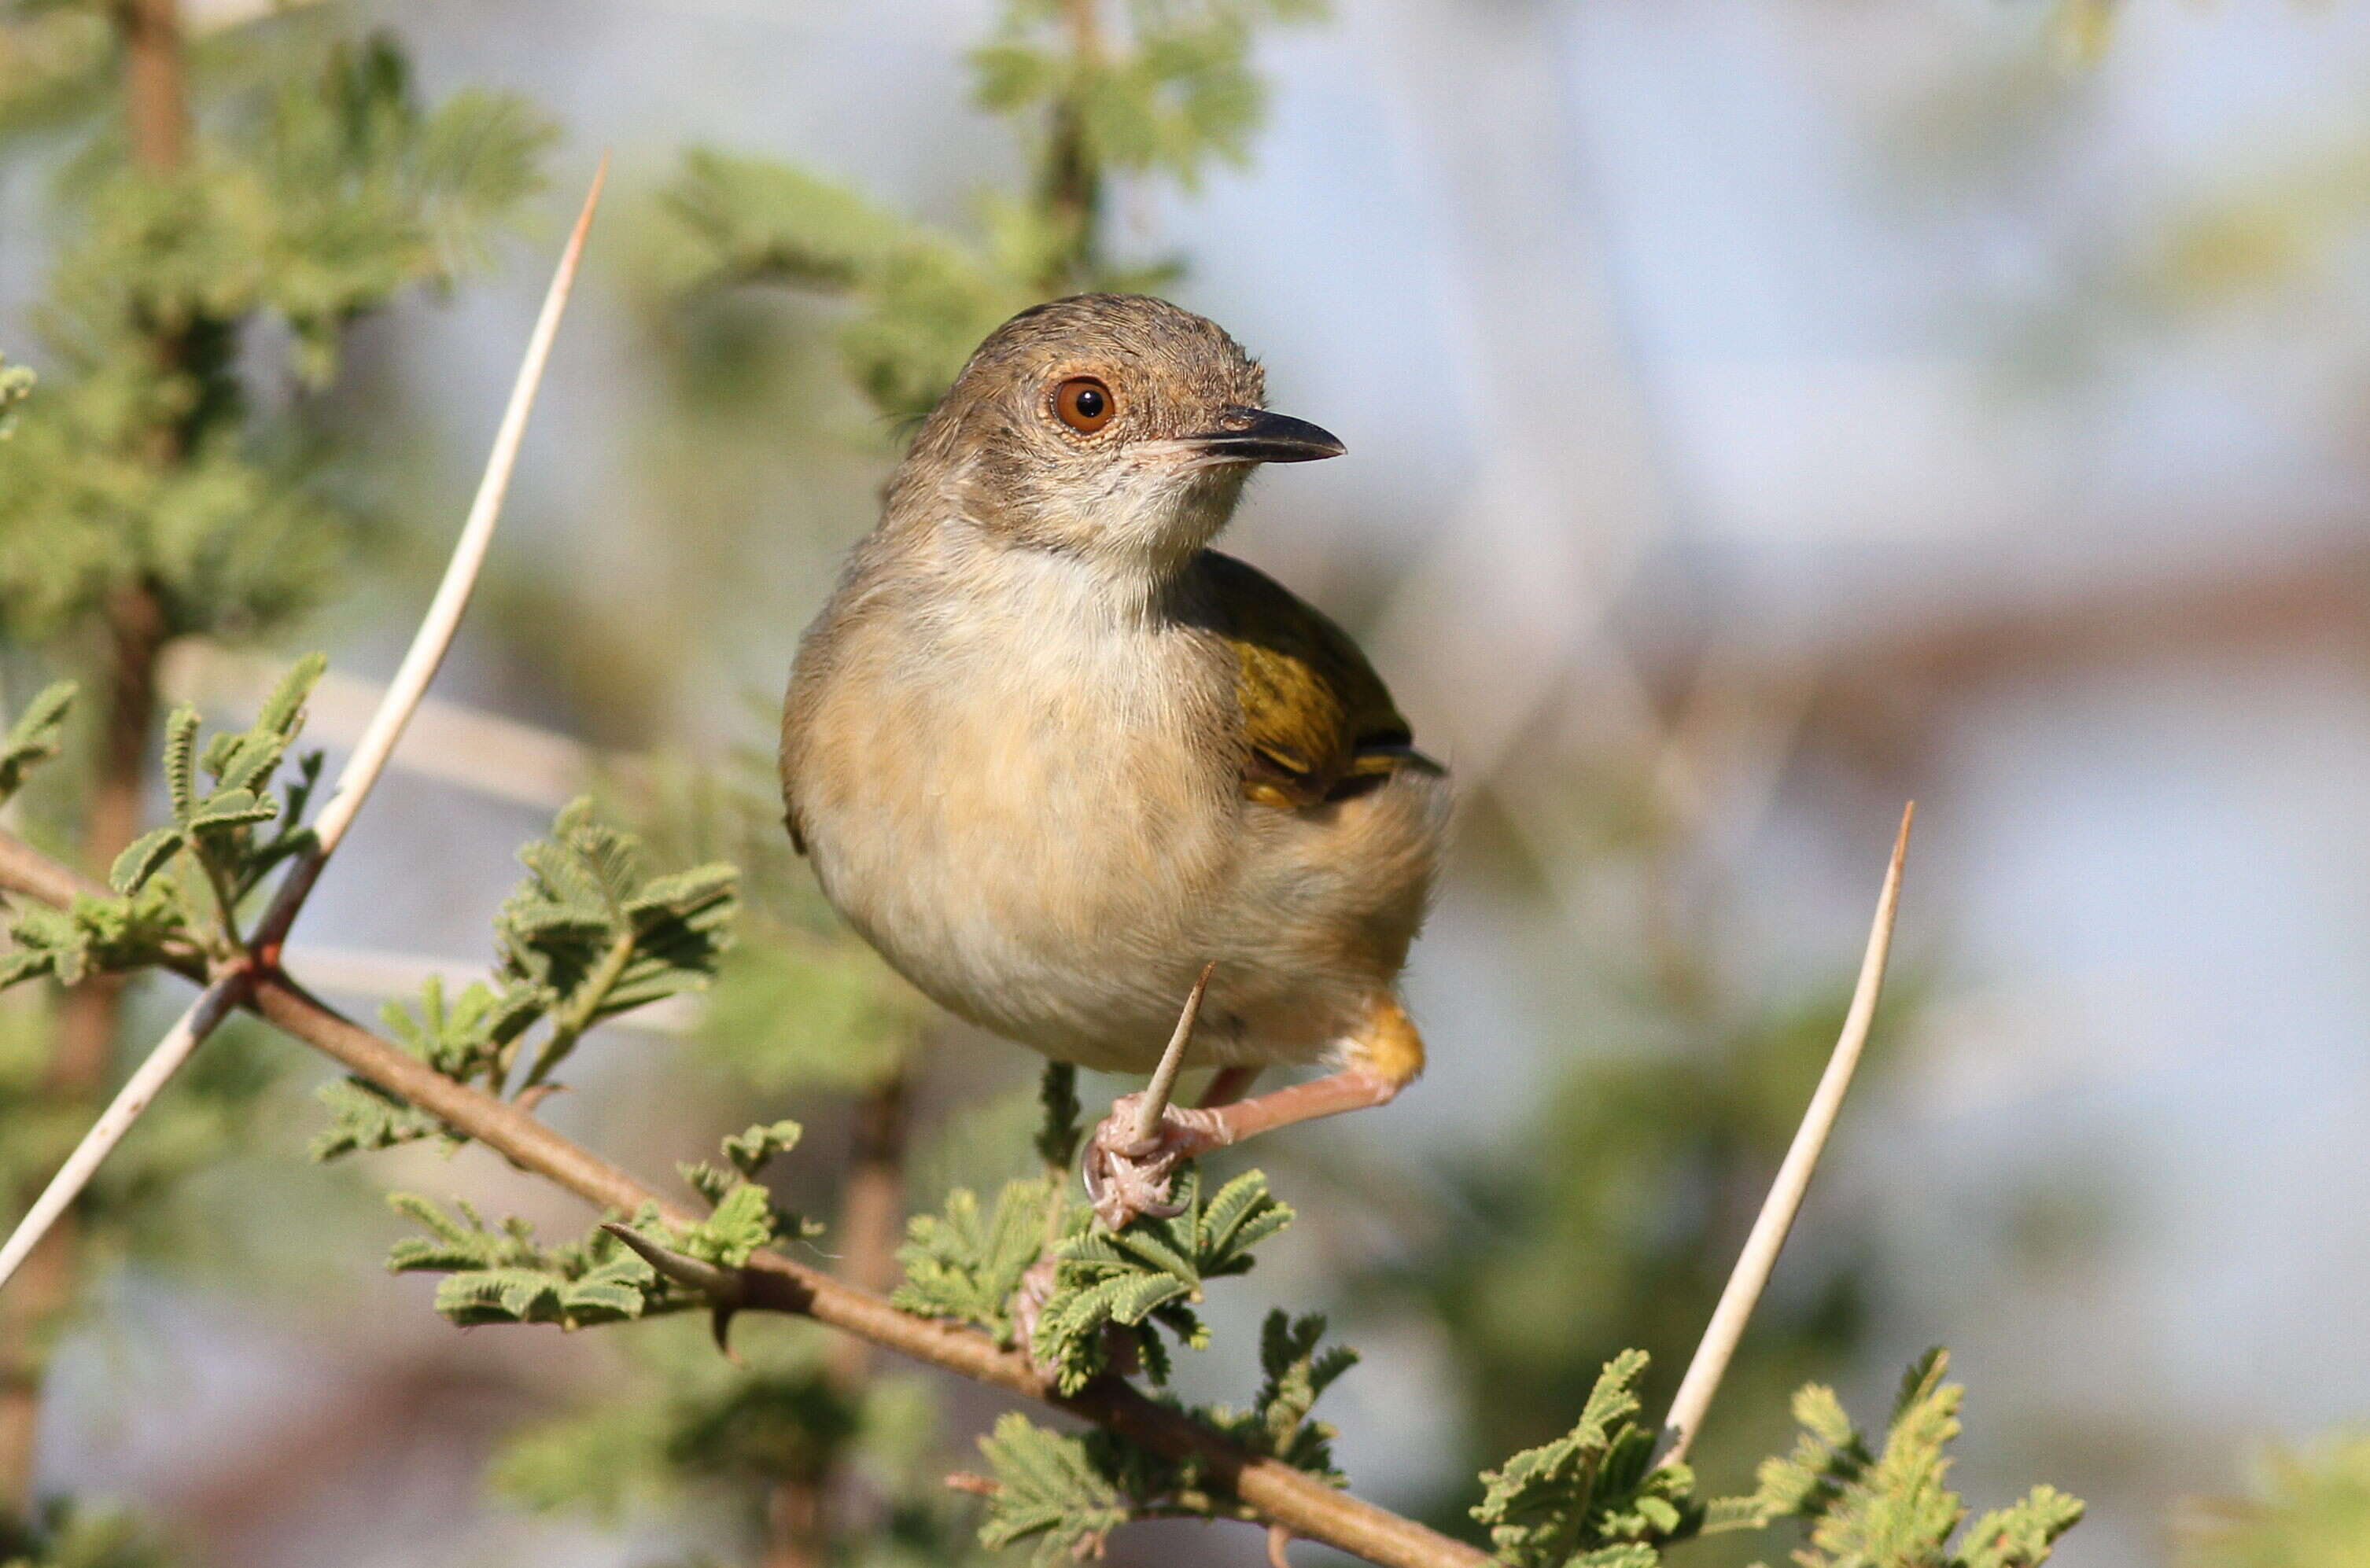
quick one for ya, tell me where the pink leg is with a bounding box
[1200,1065,1262,1108]
[1082,998,1424,1228]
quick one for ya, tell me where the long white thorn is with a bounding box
[256,155,610,942]
[1134,962,1215,1144]
[0,162,608,1296]
[0,974,245,1288]
[1658,801,1914,1467]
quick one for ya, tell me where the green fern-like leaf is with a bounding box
[496,797,739,1087]
[894,1177,1070,1343]
[971,1412,1136,1566]
[0,679,75,803]
[1716,1349,2084,1568]
[98,655,327,908]
[106,826,183,896]
[1033,1165,1292,1395]
[1473,1349,1704,1568]
[2,879,190,992]
[311,976,539,1161]
[1034,1060,1081,1170]
[1182,1309,1359,1484]
[1962,1488,2088,1568]
[385,1193,684,1330]
[309,1077,446,1161]
[721,1117,802,1178]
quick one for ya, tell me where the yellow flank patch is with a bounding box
[1355,994,1427,1085]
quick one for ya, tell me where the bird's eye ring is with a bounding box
[1052,376,1115,434]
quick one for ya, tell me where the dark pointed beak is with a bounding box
[1182,407,1346,464]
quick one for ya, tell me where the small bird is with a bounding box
[780,294,1450,1228]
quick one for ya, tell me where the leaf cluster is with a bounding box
[970,1413,1142,1566]
[313,796,738,1159]
[109,653,324,918]
[1472,1350,1705,1568]
[499,797,739,1087]
[2,661,327,989]
[0,878,185,993]
[653,148,1043,425]
[384,1121,809,1331]
[1196,1308,1358,1482]
[648,0,1318,428]
[893,1176,1074,1345]
[385,1191,676,1330]
[0,31,549,644]
[894,1161,1294,1395]
[972,0,1325,190]
[1719,1349,2084,1568]
[0,679,74,804]
[968,1309,1358,1562]
[1034,1165,1292,1394]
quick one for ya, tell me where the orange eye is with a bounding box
[1053,376,1115,433]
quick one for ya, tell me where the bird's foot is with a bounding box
[1080,1095,1229,1230]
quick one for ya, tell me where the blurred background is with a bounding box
[6,0,2370,1564]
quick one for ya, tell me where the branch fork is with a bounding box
[0,160,610,1294]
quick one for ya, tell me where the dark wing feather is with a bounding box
[1199,551,1436,810]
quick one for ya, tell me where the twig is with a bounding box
[830,1067,911,1384]
[0,165,608,1297]
[1657,802,1914,1467]
[0,830,1487,1568]
[252,156,610,951]
[249,968,1486,1568]
[2,0,189,1504]
[0,834,119,917]
[160,641,596,812]
[516,925,634,1091]
[276,943,698,1035]
[1133,962,1214,1144]
[0,970,248,1290]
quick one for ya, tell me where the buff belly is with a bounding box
[791,672,1447,1077]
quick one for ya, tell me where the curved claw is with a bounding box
[1081,1093,1225,1229]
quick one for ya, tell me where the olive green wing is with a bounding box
[1200,551,1438,811]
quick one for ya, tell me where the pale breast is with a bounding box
[783,545,1240,1062]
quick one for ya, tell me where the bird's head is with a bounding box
[899,294,1343,580]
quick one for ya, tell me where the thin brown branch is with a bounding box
[0,834,113,915]
[0,508,157,1515]
[829,1068,910,1384]
[0,826,1489,1568]
[252,971,1485,1568]
[118,0,187,171]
